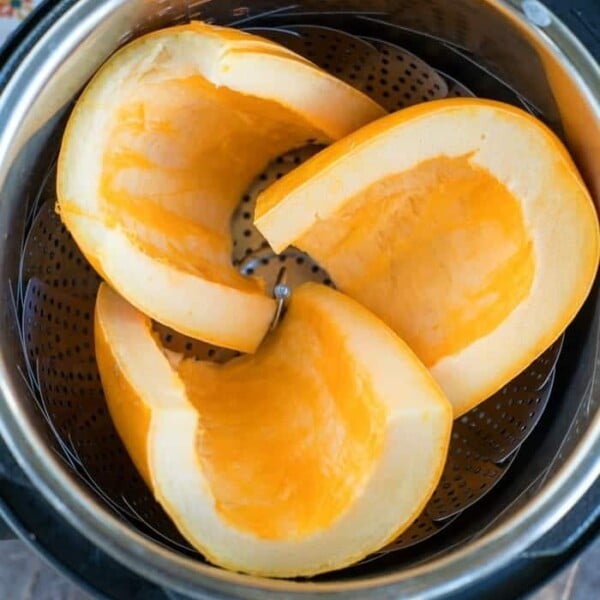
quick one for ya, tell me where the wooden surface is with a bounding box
[0,537,597,599]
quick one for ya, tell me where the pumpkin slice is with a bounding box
[58,22,384,353]
[255,98,600,416]
[95,282,451,577]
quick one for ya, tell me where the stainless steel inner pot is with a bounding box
[0,1,598,598]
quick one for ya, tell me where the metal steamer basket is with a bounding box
[0,1,598,598]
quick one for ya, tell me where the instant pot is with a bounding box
[0,1,598,598]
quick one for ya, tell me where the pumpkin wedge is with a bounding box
[95,282,451,577]
[255,99,600,416]
[58,22,384,353]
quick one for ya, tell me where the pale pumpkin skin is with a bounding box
[256,98,600,416]
[95,282,452,577]
[57,22,385,353]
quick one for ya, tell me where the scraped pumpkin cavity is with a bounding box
[297,154,536,366]
[179,295,387,540]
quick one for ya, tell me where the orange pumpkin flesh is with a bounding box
[58,22,384,352]
[256,99,600,415]
[95,282,452,576]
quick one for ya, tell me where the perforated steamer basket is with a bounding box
[0,0,598,598]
